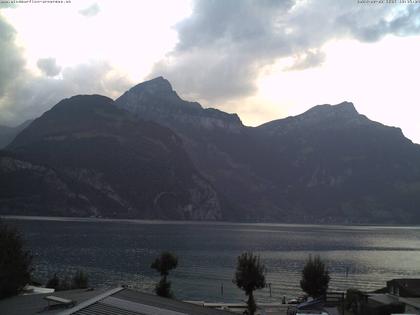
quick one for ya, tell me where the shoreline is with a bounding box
[2,214,420,230]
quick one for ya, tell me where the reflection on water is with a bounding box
[5,216,420,302]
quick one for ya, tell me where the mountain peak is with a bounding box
[258,101,366,133]
[336,101,357,111]
[293,101,362,125]
[130,76,174,95]
[116,78,243,132]
[305,101,358,116]
[50,94,115,116]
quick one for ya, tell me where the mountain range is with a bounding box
[1,77,419,223]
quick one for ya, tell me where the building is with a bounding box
[387,279,420,298]
[362,279,420,315]
[0,286,234,315]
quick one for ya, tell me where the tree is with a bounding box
[72,270,89,289]
[233,252,266,315]
[0,220,32,299]
[300,255,330,298]
[151,252,178,298]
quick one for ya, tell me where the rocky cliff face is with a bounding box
[116,77,270,220]
[116,77,243,133]
[1,94,223,220]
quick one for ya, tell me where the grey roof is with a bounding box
[368,293,399,305]
[67,288,233,315]
[0,287,234,315]
[0,287,110,315]
[71,302,141,315]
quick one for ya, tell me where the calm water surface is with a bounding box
[5,216,420,302]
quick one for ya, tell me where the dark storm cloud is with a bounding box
[336,3,420,42]
[37,58,62,77]
[150,0,420,103]
[78,3,100,17]
[151,0,296,101]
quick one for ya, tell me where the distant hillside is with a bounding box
[1,77,420,223]
[116,77,420,224]
[0,120,32,149]
[254,102,420,223]
[0,95,223,220]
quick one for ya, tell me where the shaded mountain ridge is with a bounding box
[1,77,420,223]
[116,77,420,223]
[1,94,223,220]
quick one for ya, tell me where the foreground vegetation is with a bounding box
[0,219,32,299]
[0,219,90,298]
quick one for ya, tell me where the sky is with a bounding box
[0,0,419,143]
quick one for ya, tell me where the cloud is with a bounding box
[0,12,131,126]
[0,61,132,125]
[78,3,100,17]
[339,4,420,42]
[286,49,326,71]
[37,57,61,77]
[0,13,25,97]
[150,0,420,104]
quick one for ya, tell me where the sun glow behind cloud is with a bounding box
[2,0,192,80]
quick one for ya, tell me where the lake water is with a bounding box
[4,216,420,303]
